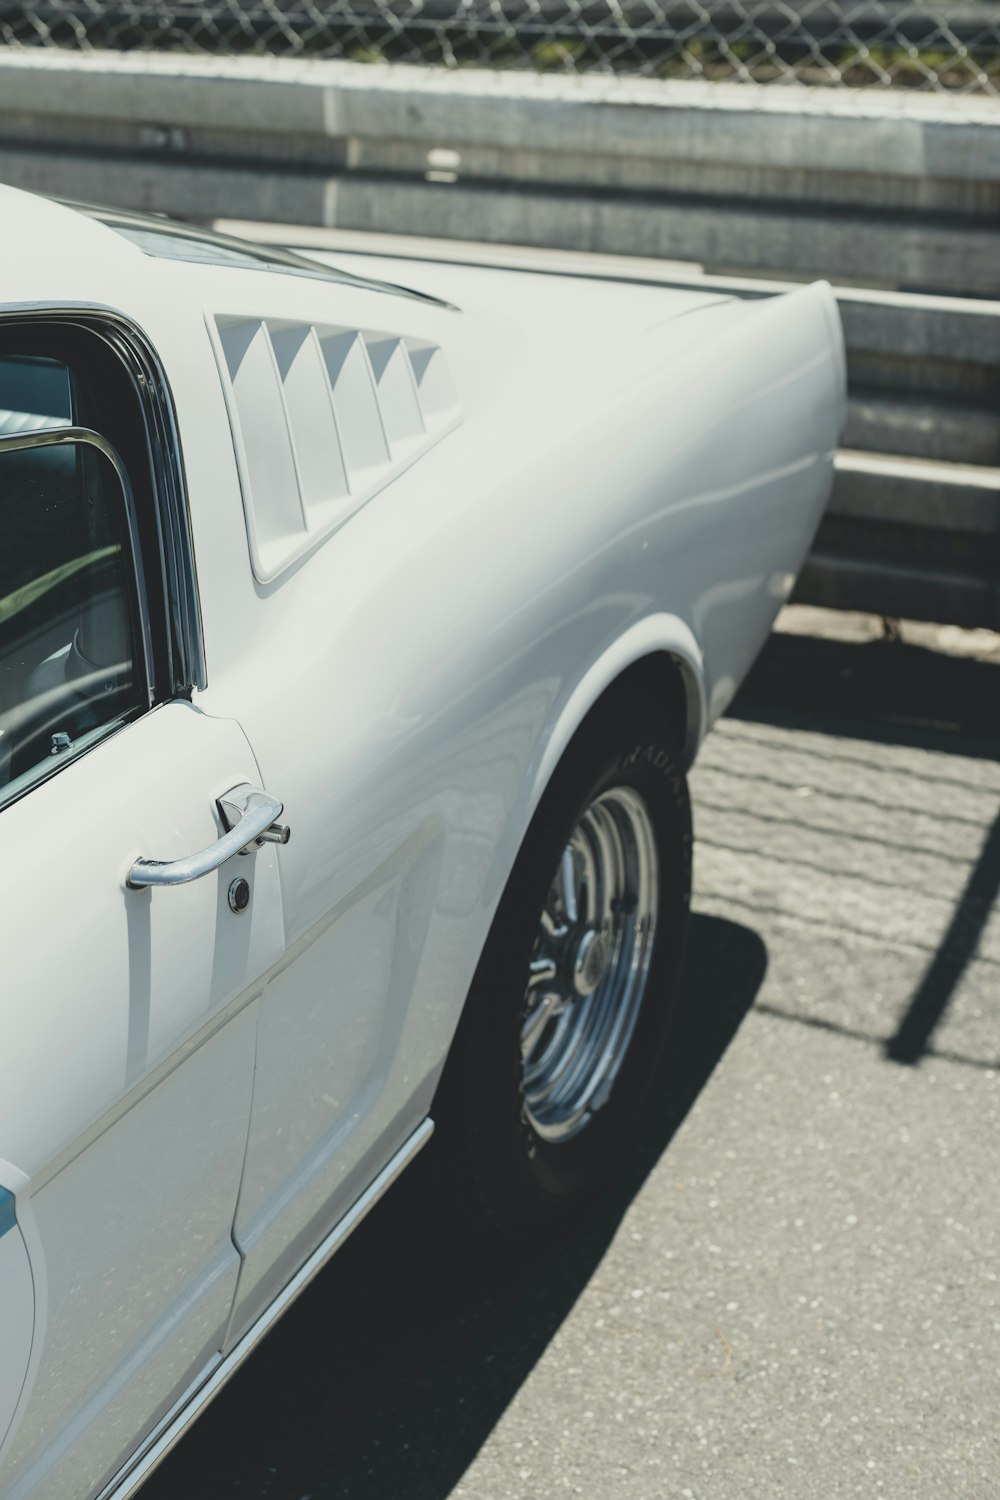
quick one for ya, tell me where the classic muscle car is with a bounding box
[0,185,845,1500]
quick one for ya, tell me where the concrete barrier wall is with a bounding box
[1,51,997,625]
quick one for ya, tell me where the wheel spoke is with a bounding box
[559,845,578,925]
[589,805,618,928]
[577,825,599,928]
[521,989,568,1059]
[526,993,592,1109]
[519,786,660,1144]
[527,956,557,989]
[540,888,571,942]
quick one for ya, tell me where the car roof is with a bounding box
[2,186,138,277]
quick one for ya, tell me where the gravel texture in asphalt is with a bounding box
[144,616,1000,1500]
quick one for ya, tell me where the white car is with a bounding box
[0,186,845,1500]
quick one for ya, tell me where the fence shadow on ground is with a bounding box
[730,626,1000,1069]
[143,911,766,1500]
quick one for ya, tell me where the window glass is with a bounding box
[0,354,72,438]
[0,431,144,804]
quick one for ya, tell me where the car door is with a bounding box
[0,329,285,1500]
[196,304,465,1345]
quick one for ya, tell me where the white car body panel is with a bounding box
[0,704,282,1498]
[0,1197,34,1457]
[0,185,845,1499]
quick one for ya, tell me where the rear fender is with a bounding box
[529,613,706,818]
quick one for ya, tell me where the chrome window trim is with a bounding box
[0,303,207,694]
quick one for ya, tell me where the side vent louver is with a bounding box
[365,336,425,451]
[213,314,460,582]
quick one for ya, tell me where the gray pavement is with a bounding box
[146,616,1000,1500]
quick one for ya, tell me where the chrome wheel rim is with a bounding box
[520,786,659,1143]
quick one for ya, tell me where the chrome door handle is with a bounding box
[127,783,290,889]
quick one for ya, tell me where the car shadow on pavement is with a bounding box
[143,911,766,1500]
[730,626,1000,756]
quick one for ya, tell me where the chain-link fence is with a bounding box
[1,0,999,91]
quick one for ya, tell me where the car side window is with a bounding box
[0,355,147,806]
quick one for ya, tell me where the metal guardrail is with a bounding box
[0,52,997,627]
[3,0,1000,92]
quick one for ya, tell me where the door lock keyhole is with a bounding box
[228,876,251,915]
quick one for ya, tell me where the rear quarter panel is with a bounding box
[139,265,843,1293]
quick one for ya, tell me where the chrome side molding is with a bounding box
[95,1119,434,1500]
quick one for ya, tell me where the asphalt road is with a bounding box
[145,616,1000,1500]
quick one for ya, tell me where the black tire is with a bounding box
[435,702,692,1241]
